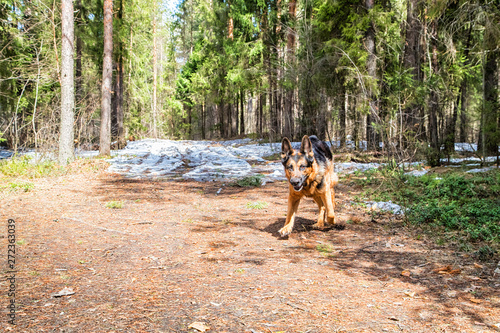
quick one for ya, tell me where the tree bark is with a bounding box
[75,0,83,146]
[365,0,378,150]
[100,0,113,156]
[428,20,439,156]
[240,89,245,135]
[284,0,297,139]
[339,87,347,148]
[478,50,499,155]
[59,0,75,164]
[402,0,424,144]
[116,0,125,148]
[152,0,158,138]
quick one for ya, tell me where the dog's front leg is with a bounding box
[324,188,336,225]
[279,194,301,237]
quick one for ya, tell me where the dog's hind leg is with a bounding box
[311,196,326,229]
[279,195,301,237]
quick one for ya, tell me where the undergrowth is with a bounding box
[0,156,63,178]
[235,174,264,187]
[351,166,500,247]
[0,156,108,180]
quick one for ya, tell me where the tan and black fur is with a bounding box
[279,135,338,237]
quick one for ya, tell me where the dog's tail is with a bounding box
[309,135,333,161]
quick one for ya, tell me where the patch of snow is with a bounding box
[467,166,497,173]
[335,162,381,174]
[405,169,428,177]
[454,143,478,152]
[441,156,498,164]
[367,201,406,215]
[0,148,13,160]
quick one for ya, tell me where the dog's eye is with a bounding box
[299,165,306,171]
[287,165,294,171]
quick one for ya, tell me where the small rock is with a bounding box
[188,322,210,332]
[52,287,75,298]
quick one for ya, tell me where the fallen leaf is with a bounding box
[434,265,461,275]
[388,317,399,321]
[401,270,411,277]
[188,322,210,332]
[474,263,483,269]
[52,287,75,298]
[434,265,452,273]
[470,298,482,304]
[404,291,416,298]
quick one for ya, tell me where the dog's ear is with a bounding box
[300,135,314,163]
[281,137,294,163]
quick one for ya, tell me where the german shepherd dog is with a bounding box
[279,135,338,237]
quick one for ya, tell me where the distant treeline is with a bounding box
[1,0,499,164]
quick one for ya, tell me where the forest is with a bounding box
[0,0,499,164]
[2,1,500,331]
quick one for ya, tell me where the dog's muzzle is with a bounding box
[289,177,306,192]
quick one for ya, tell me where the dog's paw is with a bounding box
[311,222,324,229]
[326,216,336,225]
[279,225,293,237]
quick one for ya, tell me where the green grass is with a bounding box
[105,201,124,209]
[246,201,268,209]
[316,244,333,253]
[0,155,63,178]
[235,174,264,187]
[0,155,108,187]
[5,181,34,192]
[352,166,500,246]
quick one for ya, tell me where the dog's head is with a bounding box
[281,135,315,192]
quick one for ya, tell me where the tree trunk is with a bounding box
[428,20,439,159]
[351,96,359,150]
[219,97,225,138]
[100,0,113,156]
[240,89,245,135]
[259,91,265,136]
[478,50,499,155]
[235,95,239,136]
[339,87,347,148]
[284,0,296,140]
[59,0,75,164]
[459,79,468,143]
[201,100,206,139]
[402,0,424,144]
[152,0,158,138]
[75,0,83,146]
[365,0,378,150]
[116,0,125,148]
[228,102,233,137]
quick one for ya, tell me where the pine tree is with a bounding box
[59,0,75,164]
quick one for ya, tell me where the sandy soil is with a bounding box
[1,168,499,332]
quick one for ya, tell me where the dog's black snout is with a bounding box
[290,178,300,186]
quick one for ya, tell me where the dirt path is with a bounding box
[1,170,499,332]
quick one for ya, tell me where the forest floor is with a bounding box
[1,163,499,332]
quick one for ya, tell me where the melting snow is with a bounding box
[367,201,406,215]
[1,139,497,184]
[3,138,498,216]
